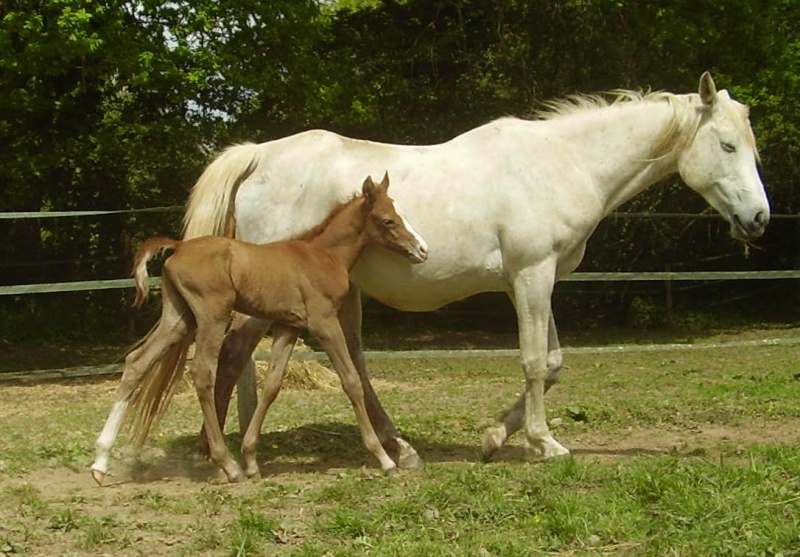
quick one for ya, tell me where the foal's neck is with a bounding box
[308,200,368,270]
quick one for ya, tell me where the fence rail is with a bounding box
[3,336,799,383]
[3,270,800,297]
[3,208,798,296]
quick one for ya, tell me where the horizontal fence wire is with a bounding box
[0,206,182,219]
[3,336,799,382]
[1,208,798,295]
[2,208,799,219]
[3,271,800,297]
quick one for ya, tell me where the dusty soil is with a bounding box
[4,375,798,503]
[3,327,800,556]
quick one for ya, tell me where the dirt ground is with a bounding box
[4,376,799,507]
[3,328,800,556]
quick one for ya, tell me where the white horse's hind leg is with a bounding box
[482,278,568,461]
[340,285,424,469]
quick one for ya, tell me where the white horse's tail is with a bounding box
[183,142,265,240]
[131,237,180,309]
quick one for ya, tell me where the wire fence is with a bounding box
[3,207,800,296]
[3,207,799,386]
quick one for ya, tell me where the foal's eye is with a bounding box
[383,218,396,228]
[720,141,737,153]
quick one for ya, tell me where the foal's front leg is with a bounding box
[313,313,397,473]
[340,286,424,469]
[241,324,300,478]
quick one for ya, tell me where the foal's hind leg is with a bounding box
[191,316,245,483]
[241,324,300,478]
[313,313,397,473]
[91,313,192,484]
[340,286,423,469]
[197,314,271,457]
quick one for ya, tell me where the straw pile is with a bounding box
[254,336,339,391]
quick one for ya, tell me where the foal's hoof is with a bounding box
[383,466,399,476]
[91,468,106,486]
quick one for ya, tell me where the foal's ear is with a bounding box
[699,71,718,107]
[362,175,378,204]
[379,171,390,190]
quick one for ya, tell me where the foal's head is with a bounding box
[361,172,428,264]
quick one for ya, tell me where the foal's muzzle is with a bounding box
[409,244,429,264]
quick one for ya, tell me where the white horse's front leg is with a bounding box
[482,273,568,461]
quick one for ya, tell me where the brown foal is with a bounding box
[91,174,428,484]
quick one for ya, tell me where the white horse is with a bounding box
[183,72,768,466]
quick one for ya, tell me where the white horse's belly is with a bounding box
[350,248,508,312]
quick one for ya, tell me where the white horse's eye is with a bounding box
[721,141,737,153]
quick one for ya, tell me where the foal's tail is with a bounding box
[125,237,189,445]
[131,237,180,309]
[126,316,193,448]
[126,266,194,448]
[183,142,265,240]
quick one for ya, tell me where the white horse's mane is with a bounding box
[535,88,670,120]
[524,88,757,162]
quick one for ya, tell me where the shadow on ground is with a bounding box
[122,421,682,483]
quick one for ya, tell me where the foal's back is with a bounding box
[165,236,350,330]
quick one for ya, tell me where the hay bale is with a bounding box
[254,336,339,391]
[183,335,339,392]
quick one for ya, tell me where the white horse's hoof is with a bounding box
[525,435,570,461]
[398,452,425,470]
[396,439,425,469]
[91,468,106,486]
[481,426,506,462]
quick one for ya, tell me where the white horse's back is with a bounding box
[230,124,537,309]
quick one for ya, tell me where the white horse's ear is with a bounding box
[380,171,390,190]
[699,71,717,107]
[362,175,378,202]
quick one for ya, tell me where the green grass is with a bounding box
[1,327,799,555]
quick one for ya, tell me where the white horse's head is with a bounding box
[677,72,770,241]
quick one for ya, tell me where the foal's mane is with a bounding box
[291,192,363,242]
